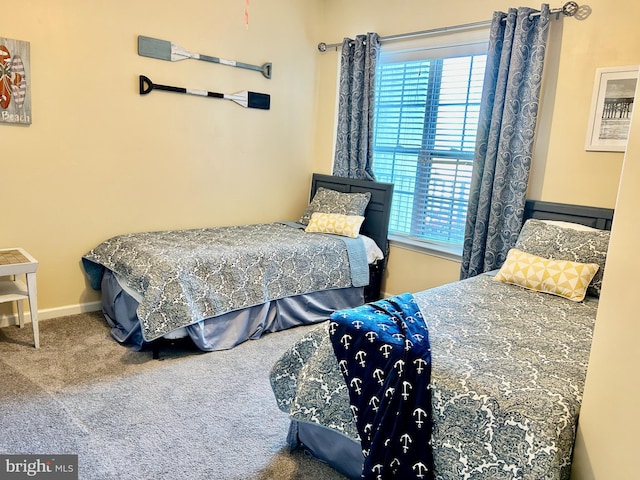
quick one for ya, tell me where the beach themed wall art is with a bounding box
[585,65,639,152]
[0,37,31,125]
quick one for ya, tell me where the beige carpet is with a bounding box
[0,312,348,480]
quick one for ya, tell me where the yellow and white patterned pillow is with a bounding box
[494,248,600,302]
[305,212,365,238]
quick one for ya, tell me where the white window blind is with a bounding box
[372,38,488,252]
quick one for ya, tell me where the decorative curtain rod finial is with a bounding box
[562,1,579,16]
[318,42,327,53]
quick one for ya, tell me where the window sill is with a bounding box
[388,235,463,263]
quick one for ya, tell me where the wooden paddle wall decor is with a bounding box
[139,75,270,110]
[138,36,272,79]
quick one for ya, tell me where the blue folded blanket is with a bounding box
[279,221,369,287]
[329,293,434,480]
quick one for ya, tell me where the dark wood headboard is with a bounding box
[524,200,614,230]
[310,173,394,253]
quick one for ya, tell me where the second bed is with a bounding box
[82,174,394,355]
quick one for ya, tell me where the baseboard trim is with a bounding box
[0,301,102,328]
[1,291,392,329]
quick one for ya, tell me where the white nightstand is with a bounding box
[0,248,39,348]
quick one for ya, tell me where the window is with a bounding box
[372,36,488,256]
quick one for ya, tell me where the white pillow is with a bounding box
[360,235,384,264]
[540,220,598,232]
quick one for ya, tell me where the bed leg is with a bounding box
[365,257,386,302]
[152,341,161,360]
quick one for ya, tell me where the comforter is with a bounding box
[82,222,368,341]
[270,273,597,479]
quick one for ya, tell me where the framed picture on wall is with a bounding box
[0,37,31,125]
[585,65,639,152]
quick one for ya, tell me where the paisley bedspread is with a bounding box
[270,273,597,479]
[82,223,368,341]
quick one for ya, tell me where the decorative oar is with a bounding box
[138,35,272,79]
[138,75,270,110]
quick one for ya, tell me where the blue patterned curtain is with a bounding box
[332,33,380,180]
[460,5,550,279]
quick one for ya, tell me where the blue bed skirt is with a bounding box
[100,269,364,352]
[288,420,363,480]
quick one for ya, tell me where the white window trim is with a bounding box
[380,26,490,59]
[389,234,463,262]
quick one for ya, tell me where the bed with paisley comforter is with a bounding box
[81,174,393,356]
[269,201,613,480]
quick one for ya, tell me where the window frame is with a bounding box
[372,31,490,260]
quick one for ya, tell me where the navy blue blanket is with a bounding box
[329,293,434,480]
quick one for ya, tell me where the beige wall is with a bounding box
[2,0,322,320]
[570,76,640,480]
[314,0,638,295]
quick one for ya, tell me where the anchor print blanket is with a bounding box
[329,294,434,480]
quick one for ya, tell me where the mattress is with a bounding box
[92,231,383,352]
[270,273,598,479]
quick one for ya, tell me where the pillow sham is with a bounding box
[514,219,610,298]
[540,220,598,231]
[494,248,599,302]
[299,187,371,226]
[305,212,365,238]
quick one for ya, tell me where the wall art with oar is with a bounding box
[138,35,272,79]
[0,37,31,125]
[139,75,270,110]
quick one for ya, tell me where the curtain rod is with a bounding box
[317,1,580,52]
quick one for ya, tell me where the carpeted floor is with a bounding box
[0,312,349,479]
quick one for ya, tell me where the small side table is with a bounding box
[0,248,39,348]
